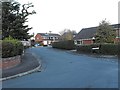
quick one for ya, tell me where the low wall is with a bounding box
[0,56,21,69]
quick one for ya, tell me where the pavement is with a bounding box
[2,52,41,80]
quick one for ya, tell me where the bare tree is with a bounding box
[59,29,76,41]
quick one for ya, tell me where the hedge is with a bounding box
[2,37,24,58]
[52,40,75,50]
[76,43,119,55]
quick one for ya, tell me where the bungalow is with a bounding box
[35,33,60,45]
[74,24,120,45]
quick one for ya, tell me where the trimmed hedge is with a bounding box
[76,43,119,55]
[0,40,2,57]
[52,40,75,50]
[2,38,23,58]
[100,44,118,55]
[118,43,120,55]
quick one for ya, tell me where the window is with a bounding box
[77,41,80,44]
[43,36,47,39]
[51,37,53,39]
[55,37,59,39]
[77,40,83,45]
[74,40,77,44]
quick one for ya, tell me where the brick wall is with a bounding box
[35,34,43,42]
[0,56,21,69]
[114,38,120,43]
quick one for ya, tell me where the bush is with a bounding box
[100,44,118,55]
[2,37,23,58]
[76,45,92,53]
[0,40,2,57]
[15,42,24,55]
[118,43,120,58]
[2,41,14,58]
[24,46,30,49]
[76,43,119,55]
[52,40,75,50]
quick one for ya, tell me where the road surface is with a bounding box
[2,46,118,88]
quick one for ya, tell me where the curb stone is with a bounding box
[0,65,41,81]
[1,52,42,81]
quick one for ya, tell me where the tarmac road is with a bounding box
[2,46,118,88]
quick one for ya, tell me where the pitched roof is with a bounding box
[74,24,120,40]
[37,33,60,37]
[74,27,97,39]
[111,24,120,28]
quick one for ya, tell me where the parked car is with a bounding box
[35,44,40,47]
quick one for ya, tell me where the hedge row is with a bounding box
[52,40,75,50]
[76,43,119,55]
[0,40,2,57]
[2,38,23,58]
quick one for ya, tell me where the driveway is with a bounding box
[2,46,118,88]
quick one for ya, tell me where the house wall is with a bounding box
[35,34,43,42]
[75,39,93,45]
[83,39,93,45]
[116,29,120,37]
[114,38,120,43]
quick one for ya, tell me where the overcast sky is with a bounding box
[17,0,119,35]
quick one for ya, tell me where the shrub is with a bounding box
[2,37,23,58]
[76,44,93,54]
[118,43,120,58]
[0,40,2,57]
[15,41,24,55]
[76,43,119,55]
[24,46,30,49]
[52,40,75,50]
[2,41,15,58]
[100,44,118,55]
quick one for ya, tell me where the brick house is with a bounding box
[35,33,60,45]
[74,24,120,45]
